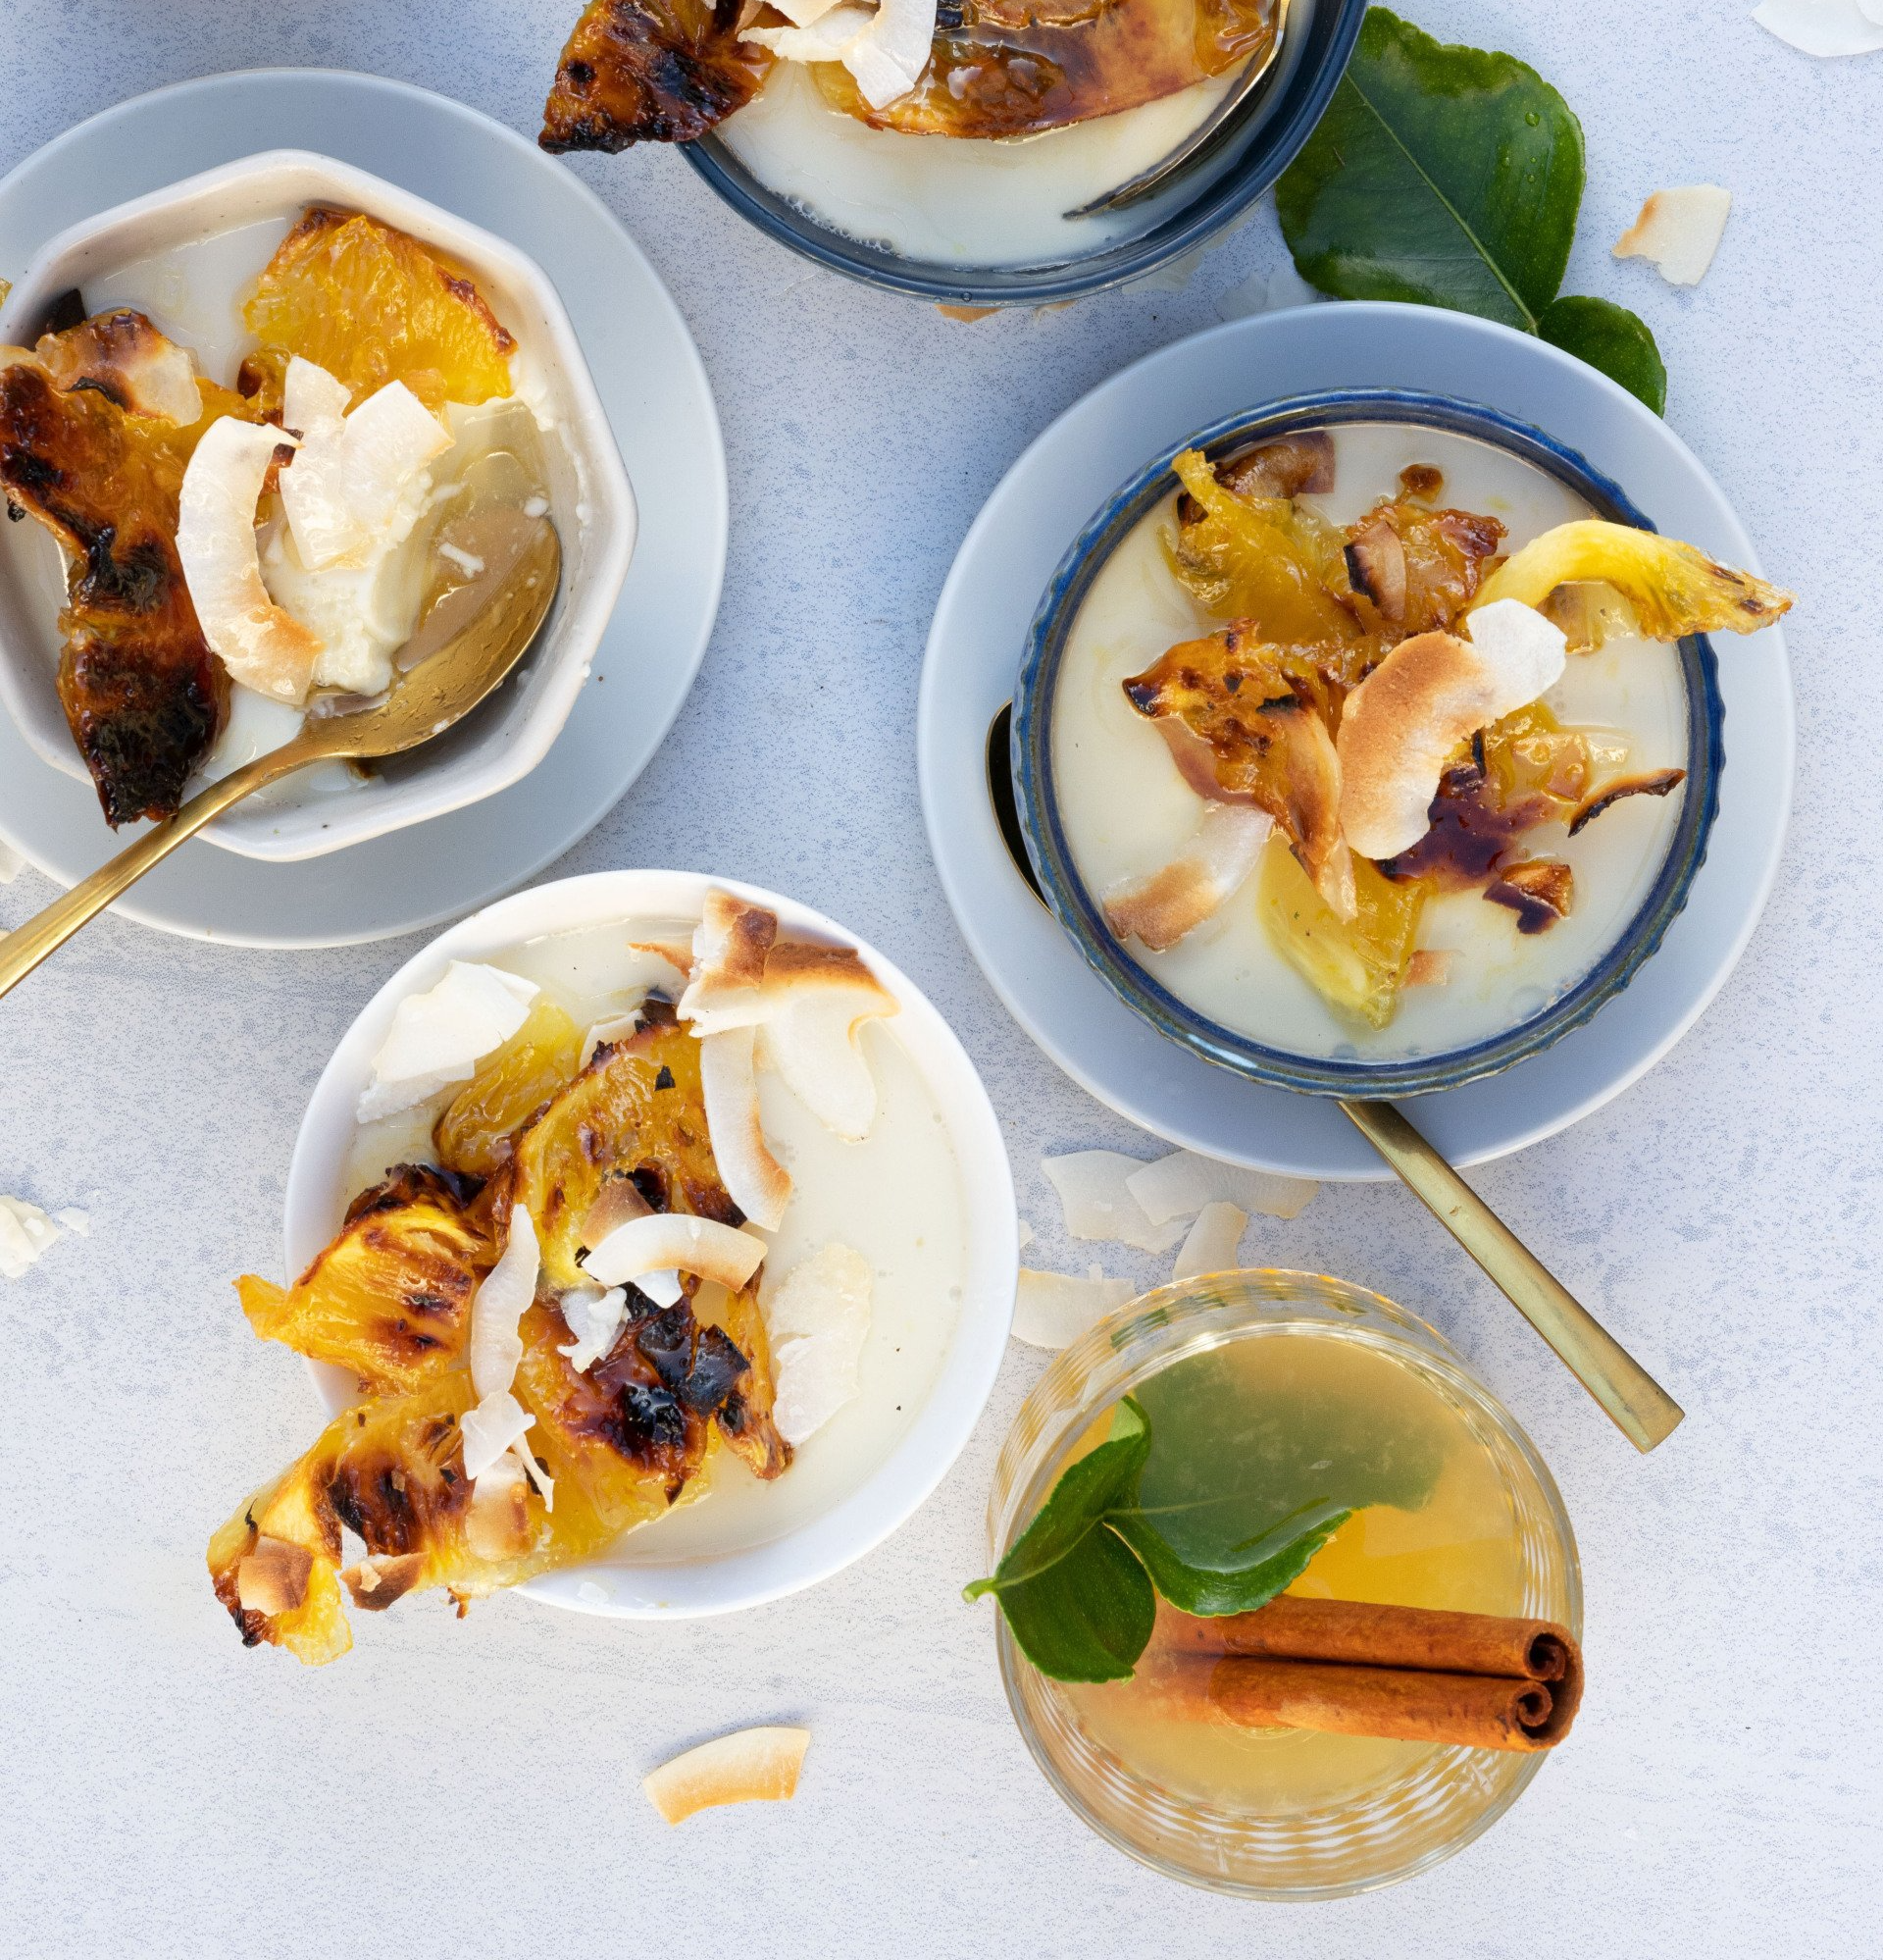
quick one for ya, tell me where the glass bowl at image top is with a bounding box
[987,1270,1583,1899]
[1010,387,1728,1100]
[680,0,1366,305]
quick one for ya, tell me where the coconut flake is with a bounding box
[1013,1268,1134,1350]
[470,1207,540,1401]
[177,417,323,703]
[1126,1150,1318,1225]
[460,1391,534,1480]
[580,1212,767,1293]
[1016,1217,1036,1254]
[0,1197,63,1279]
[742,3,874,59]
[842,0,939,107]
[580,1011,644,1068]
[643,1727,810,1826]
[1041,1152,1185,1252]
[356,960,538,1121]
[236,1534,314,1616]
[557,1282,629,1372]
[1614,185,1732,286]
[464,1453,531,1559]
[1216,259,1324,323]
[1104,804,1274,952]
[1171,1202,1247,1282]
[0,838,21,883]
[1752,1,1883,56]
[700,1025,792,1231]
[764,1242,872,1445]
[1336,603,1567,860]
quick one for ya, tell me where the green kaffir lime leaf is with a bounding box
[1538,295,1669,413]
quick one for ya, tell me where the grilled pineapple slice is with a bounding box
[1257,836,1426,1030]
[433,998,584,1180]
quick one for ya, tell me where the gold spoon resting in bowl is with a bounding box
[0,519,561,1001]
[983,702,1684,1453]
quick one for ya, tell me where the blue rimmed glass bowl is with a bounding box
[1010,387,1727,1099]
[682,0,1366,306]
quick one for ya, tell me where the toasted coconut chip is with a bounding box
[765,1242,872,1445]
[839,0,938,110]
[643,1727,810,1826]
[1568,768,1687,836]
[743,4,873,61]
[1487,859,1575,934]
[1345,515,1408,622]
[1171,1202,1247,1283]
[627,940,695,987]
[580,1010,644,1067]
[700,1025,792,1231]
[236,1534,315,1616]
[1337,603,1568,860]
[1469,520,1792,639]
[1400,463,1445,502]
[1614,185,1732,287]
[1220,430,1335,499]
[177,416,322,703]
[464,1454,532,1560]
[460,1389,534,1480]
[557,1281,629,1373]
[342,1551,427,1612]
[580,1212,767,1292]
[679,890,777,1026]
[579,1175,654,1250]
[1752,1,1883,58]
[1404,948,1455,988]
[1042,1152,1185,1253]
[1126,1149,1318,1225]
[755,993,887,1142]
[1104,804,1273,953]
[358,961,538,1121]
[470,1206,539,1402]
[1013,1268,1134,1351]
[512,1440,553,1510]
[0,1196,63,1279]
[36,310,202,425]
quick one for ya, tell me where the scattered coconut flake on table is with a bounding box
[1171,1202,1247,1282]
[356,961,537,1120]
[644,1727,811,1826]
[1751,0,1883,56]
[0,1197,66,1279]
[765,1243,873,1445]
[1126,1149,1318,1225]
[1042,1152,1185,1252]
[1013,1268,1135,1351]
[1017,1217,1036,1255]
[0,838,22,883]
[1613,186,1732,286]
[1216,259,1324,322]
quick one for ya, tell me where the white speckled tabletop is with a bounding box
[2,4,1878,1954]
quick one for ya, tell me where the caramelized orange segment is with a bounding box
[1257,838,1426,1029]
[236,1164,491,1393]
[434,998,585,1181]
[241,207,516,415]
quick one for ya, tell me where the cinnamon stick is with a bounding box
[1208,1656,1568,1751]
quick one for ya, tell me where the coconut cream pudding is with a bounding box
[0,205,560,830]
[540,0,1291,269]
[1045,421,1792,1064]
[209,890,967,1664]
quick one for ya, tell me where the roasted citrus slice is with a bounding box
[241,207,516,416]
[1258,838,1426,1029]
[235,1164,492,1394]
[433,998,585,1181]
[1469,520,1792,640]
[540,0,773,151]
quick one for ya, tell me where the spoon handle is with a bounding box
[1340,1097,1684,1453]
[0,745,303,999]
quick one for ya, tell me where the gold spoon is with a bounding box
[0,520,561,1000]
[985,702,1684,1452]
[1063,0,1293,220]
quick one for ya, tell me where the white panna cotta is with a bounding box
[717,1,1318,271]
[1049,422,1691,1063]
[345,916,969,1564]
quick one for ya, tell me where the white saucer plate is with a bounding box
[917,302,1794,1180]
[0,69,726,947]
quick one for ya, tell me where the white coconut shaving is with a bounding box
[764,1242,873,1445]
[1613,186,1733,286]
[470,1207,539,1400]
[557,1282,629,1372]
[579,1011,644,1068]
[1751,0,1883,56]
[1041,1152,1186,1252]
[460,1390,535,1480]
[0,838,22,883]
[357,960,537,1121]
[0,1197,65,1279]
[739,0,936,109]
[1171,1202,1248,1282]
[1215,259,1324,323]
[1013,1268,1135,1351]
[579,1212,767,1294]
[1125,1149,1318,1226]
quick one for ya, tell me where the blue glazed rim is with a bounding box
[1011,387,1728,1100]
[680,0,1367,306]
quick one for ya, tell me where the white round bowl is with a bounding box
[0,148,636,861]
[283,868,1018,1618]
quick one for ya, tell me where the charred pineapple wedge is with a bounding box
[212,1013,789,1666]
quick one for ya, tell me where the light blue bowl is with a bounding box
[1011,388,1727,1099]
[682,0,1367,305]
